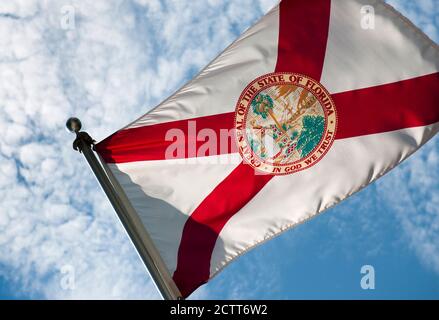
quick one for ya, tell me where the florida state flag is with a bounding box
[96,0,439,297]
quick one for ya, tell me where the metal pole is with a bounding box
[67,118,182,300]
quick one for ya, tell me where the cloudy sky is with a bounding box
[0,0,438,299]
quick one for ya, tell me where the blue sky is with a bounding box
[0,0,438,299]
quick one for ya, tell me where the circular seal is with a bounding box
[234,72,337,175]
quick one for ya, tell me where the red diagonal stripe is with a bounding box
[172,162,272,297]
[94,0,438,298]
[275,0,331,80]
[173,0,332,297]
[96,0,331,166]
[96,112,236,163]
[334,72,439,139]
[96,73,439,164]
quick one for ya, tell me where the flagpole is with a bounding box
[66,117,182,300]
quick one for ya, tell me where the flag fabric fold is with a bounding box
[96,0,439,297]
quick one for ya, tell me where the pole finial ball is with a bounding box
[66,117,82,133]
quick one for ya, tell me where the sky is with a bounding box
[0,0,438,299]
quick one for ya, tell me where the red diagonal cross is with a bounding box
[96,0,439,297]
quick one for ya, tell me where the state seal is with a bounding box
[234,72,337,175]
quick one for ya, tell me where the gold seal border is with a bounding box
[234,72,338,176]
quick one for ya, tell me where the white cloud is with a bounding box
[0,0,436,299]
[387,0,439,42]
[377,138,439,273]
[0,0,276,299]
